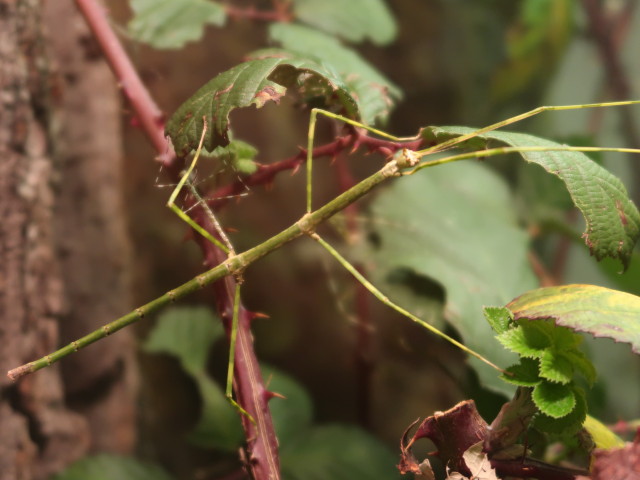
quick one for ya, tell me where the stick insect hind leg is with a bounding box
[167,118,254,421]
[303,100,640,373]
[304,108,504,371]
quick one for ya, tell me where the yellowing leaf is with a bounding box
[507,284,640,354]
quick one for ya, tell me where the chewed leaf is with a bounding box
[507,284,640,354]
[269,23,401,124]
[166,54,358,156]
[484,306,513,335]
[421,126,640,269]
[291,0,397,45]
[129,0,225,49]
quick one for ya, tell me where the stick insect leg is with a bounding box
[309,232,505,373]
[166,117,230,254]
[167,117,254,419]
[418,100,640,156]
[306,108,418,213]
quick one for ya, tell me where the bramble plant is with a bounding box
[9,1,640,479]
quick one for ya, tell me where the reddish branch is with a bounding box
[72,1,280,478]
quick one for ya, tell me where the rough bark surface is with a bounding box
[0,1,90,478]
[43,0,137,453]
[0,0,136,477]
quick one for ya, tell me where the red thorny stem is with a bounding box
[73,0,280,478]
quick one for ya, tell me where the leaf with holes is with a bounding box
[268,23,401,124]
[166,54,358,156]
[422,127,640,269]
[129,0,226,49]
[507,284,640,354]
[357,162,537,394]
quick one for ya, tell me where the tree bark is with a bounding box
[0,0,135,477]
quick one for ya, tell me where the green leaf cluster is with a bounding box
[485,307,596,434]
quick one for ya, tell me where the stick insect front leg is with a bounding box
[168,118,253,420]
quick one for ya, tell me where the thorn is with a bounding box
[250,311,270,321]
[265,390,286,401]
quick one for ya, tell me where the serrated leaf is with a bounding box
[564,349,597,386]
[421,127,640,269]
[507,284,640,354]
[533,387,586,434]
[532,381,576,418]
[358,161,538,394]
[187,371,243,451]
[497,323,552,359]
[143,306,223,374]
[52,454,173,480]
[129,0,226,49]
[280,425,402,480]
[269,23,401,124]
[166,54,358,156]
[501,357,541,386]
[539,349,574,384]
[484,306,513,335]
[291,0,397,45]
[262,365,313,446]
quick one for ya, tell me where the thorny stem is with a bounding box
[70,1,279,478]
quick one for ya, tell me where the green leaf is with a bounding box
[533,387,586,434]
[129,0,226,49]
[421,127,640,269]
[507,284,640,354]
[563,349,597,386]
[358,161,538,394]
[583,415,625,449]
[497,322,552,359]
[280,425,402,480]
[166,54,358,156]
[484,306,513,335]
[532,381,576,418]
[501,358,541,386]
[52,454,173,480]
[262,365,314,446]
[143,307,242,450]
[538,349,574,384]
[187,371,243,451]
[291,0,397,45]
[269,23,402,124]
[212,139,259,175]
[143,306,223,374]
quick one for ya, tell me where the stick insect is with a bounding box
[8,101,640,417]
